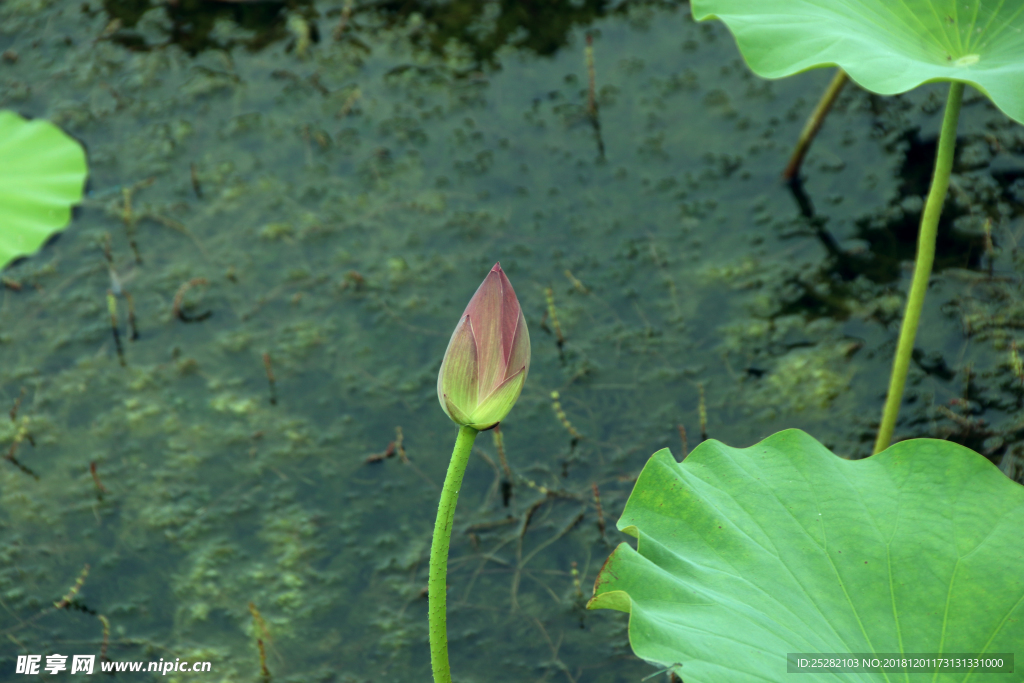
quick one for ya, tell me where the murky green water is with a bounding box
[1,0,1023,681]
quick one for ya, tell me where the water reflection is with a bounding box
[100,0,681,60]
[100,0,316,53]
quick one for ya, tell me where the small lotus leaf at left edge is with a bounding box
[0,111,88,269]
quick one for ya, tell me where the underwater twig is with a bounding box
[104,233,139,340]
[257,639,270,680]
[0,598,36,638]
[570,562,584,603]
[96,18,121,41]
[874,82,964,453]
[336,88,361,118]
[249,602,272,679]
[107,290,125,366]
[935,405,979,432]
[474,447,502,516]
[455,529,517,606]
[564,269,588,294]
[1012,341,1024,386]
[5,430,33,456]
[517,495,553,567]
[528,614,579,683]
[308,73,330,97]
[398,447,439,493]
[586,34,597,118]
[248,606,272,643]
[513,508,586,610]
[550,391,582,443]
[365,441,396,464]
[120,186,146,265]
[394,426,407,463]
[9,387,24,422]
[983,217,995,278]
[333,0,354,40]
[783,69,848,182]
[288,15,312,59]
[522,478,581,502]
[570,561,586,629]
[90,462,108,499]
[584,33,605,159]
[99,82,126,109]
[173,278,212,323]
[54,565,90,610]
[5,389,34,464]
[4,447,37,479]
[102,231,115,264]
[464,517,518,534]
[4,396,37,480]
[365,428,407,465]
[493,425,512,479]
[124,291,139,340]
[304,125,330,149]
[493,425,513,506]
[545,287,565,348]
[591,483,605,540]
[141,214,213,263]
[190,163,203,199]
[963,363,973,406]
[98,615,110,663]
[339,270,365,292]
[262,352,277,405]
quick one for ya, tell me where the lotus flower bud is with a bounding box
[437,263,530,430]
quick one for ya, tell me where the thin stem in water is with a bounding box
[874,81,965,454]
[428,424,479,683]
[783,69,849,182]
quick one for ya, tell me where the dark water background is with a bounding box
[1,0,1023,680]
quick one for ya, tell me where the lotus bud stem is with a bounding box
[430,264,529,683]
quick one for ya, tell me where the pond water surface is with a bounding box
[1,0,1023,681]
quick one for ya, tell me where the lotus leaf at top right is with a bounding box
[692,0,1024,125]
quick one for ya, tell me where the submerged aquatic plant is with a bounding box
[429,263,530,683]
[0,111,87,270]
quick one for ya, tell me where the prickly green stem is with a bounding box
[428,424,479,683]
[874,81,964,454]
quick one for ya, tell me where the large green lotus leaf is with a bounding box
[691,0,1024,125]
[0,110,87,270]
[588,430,1024,682]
